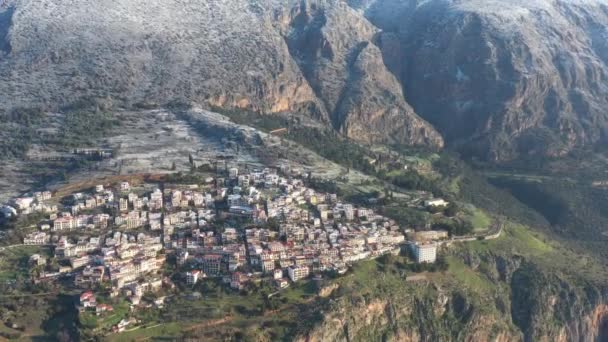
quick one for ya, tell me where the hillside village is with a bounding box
[0,165,456,333]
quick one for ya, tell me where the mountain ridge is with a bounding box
[1,0,608,160]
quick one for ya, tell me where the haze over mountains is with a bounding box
[1,0,608,160]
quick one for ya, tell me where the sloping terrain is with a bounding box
[0,0,443,151]
[2,0,608,159]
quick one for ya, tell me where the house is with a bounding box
[77,291,96,312]
[34,191,52,202]
[275,277,290,289]
[229,167,239,179]
[13,197,34,210]
[29,254,46,266]
[75,266,105,287]
[70,255,91,269]
[202,254,222,276]
[53,217,75,231]
[113,318,134,332]
[96,304,113,315]
[414,230,449,242]
[119,198,128,212]
[176,250,189,266]
[273,268,283,280]
[120,182,130,191]
[227,194,242,207]
[154,296,166,308]
[230,272,247,290]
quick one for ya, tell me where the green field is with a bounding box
[444,256,494,293]
[466,207,491,231]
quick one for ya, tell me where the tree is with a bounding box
[171,161,177,171]
[445,202,459,217]
[188,154,194,166]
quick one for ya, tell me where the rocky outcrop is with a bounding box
[299,247,608,342]
[295,285,520,342]
[337,43,443,147]
[279,0,444,148]
[459,251,608,342]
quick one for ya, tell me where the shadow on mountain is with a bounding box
[0,6,13,55]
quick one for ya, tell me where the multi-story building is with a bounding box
[120,182,130,192]
[186,270,201,285]
[202,254,222,276]
[287,265,309,282]
[149,189,163,210]
[410,243,437,263]
[119,198,128,212]
[70,255,92,269]
[23,232,50,245]
[53,217,75,231]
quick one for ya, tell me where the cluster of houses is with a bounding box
[171,167,426,290]
[3,165,455,325]
[1,191,56,219]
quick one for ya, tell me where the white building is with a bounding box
[229,167,239,179]
[410,243,437,263]
[14,197,34,210]
[119,198,128,212]
[424,199,449,207]
[227,194,242,207]
[287,265,309,282]
[120,182,130,191]
[186,270,201,285]
[150,189,163,210]
[23,232,50,245]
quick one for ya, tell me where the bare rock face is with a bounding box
[280,0,444,147]
[337,43,444,147]
[356,0,608,160]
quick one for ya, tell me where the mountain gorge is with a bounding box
[2,0,608,159]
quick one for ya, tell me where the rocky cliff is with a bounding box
[278,0,444,147]
[293,247,608,342]
[355,0,608,160]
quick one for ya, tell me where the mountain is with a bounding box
[1,0,608,158]
[0,0,443,149]
[355,0,608,160]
